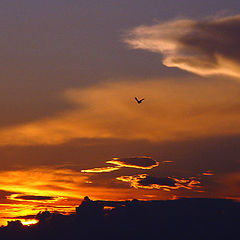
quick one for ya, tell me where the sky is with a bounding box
[0,0,240,226]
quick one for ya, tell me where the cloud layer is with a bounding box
[0,167,157,208]
[124,15,240,78]
[0,79,240,145]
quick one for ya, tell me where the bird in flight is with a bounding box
[135,97,144,104]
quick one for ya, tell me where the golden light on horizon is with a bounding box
[0,167,141,200]
[0,218,39,227]
[18,219,39,226]
[0,167,174,226]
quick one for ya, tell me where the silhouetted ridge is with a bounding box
[1,197,240,240]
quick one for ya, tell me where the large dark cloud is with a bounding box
[179,16,240,60]
[125,15,240,78]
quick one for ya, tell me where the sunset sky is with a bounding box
[1,0,240,226]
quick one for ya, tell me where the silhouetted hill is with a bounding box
[0,197,240,240]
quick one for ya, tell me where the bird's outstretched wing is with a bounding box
[135,97,144,104]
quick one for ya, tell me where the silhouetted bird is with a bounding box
[135,97,144,104]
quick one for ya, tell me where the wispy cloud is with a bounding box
[81,156,158,173]
[0,79,240,145]
[124,15,240,78]
[117,174,201,191]
[106,156,159,169]
[81,166,120,173]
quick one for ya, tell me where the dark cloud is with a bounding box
[125,15,240,78]
[139,176,176,187]
[9,194,57,202]
[117,174,201,191]
[179,16,240,60]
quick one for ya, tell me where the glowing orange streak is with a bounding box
[81,166,120,173]
[19,219,39,226]
[107,158,159,169]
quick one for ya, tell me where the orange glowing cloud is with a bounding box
[202,171,214,176]
[0,203,46,226]
[0,79,240,145]
[107,156,159,169]
[0,167,135,201]
[81,166,120,173]
[106,156,159,169]
[124,15,240,79]
[0,168,88,199]
[20,219,39,226]
[116,174,201,191]
[4,218,39,226]
[81,156,159,173]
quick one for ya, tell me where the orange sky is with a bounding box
[0,2,240,226]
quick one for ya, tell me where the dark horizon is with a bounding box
[1,196,240,240]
